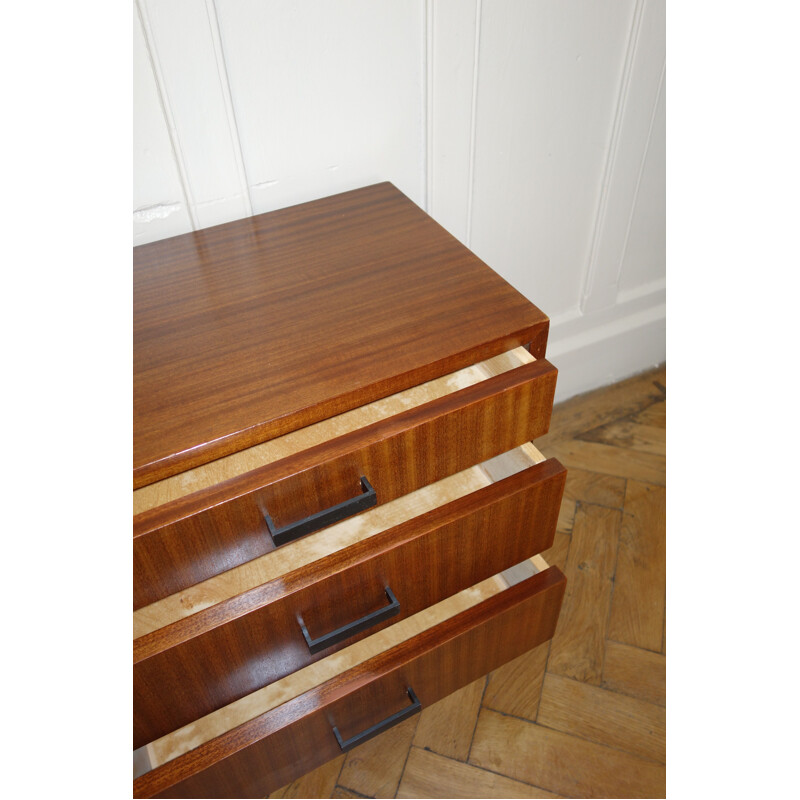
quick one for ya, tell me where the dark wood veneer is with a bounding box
[133,566,566,799]
[133,358,557,610]
[134,182,548,488]
[133,459,566,748]
[132,182,567,798]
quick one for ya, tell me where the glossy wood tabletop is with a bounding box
[134,183,548,488]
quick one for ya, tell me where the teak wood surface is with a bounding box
[134,182,549,488]
[133,459,566,748]
[132,347,535,515]
[133,567,566,799]
[257,366,665,800]
[133,358,557,610]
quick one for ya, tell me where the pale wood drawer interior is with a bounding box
[133,346,537,515]
[133,440,550,638]
[133,355,560,790]
[134,551,553,779]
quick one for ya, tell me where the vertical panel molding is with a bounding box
[465,0,483,247]
[134,0,194,244]
[134,0,198,230]
[142,0,256,230]
[579,0,665,314]
[428,0,478,244]
[425,0,434,212]
[617,61,665,286]
[205,0,253,217]
[579,0,644,313]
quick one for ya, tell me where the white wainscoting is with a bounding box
[133,0,665,401]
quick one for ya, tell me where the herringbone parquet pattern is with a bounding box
[270,365,666,799]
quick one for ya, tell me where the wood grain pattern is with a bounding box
[631,400,665,428]
[578,420,665,455]
[331,789,362,799]
[133,358,557,609]
[263,364,666,799]
[411,678,485,761]
[535,366,665,446]
[337,715,420,798]
[140,572,511,773]
[133,460,566,748]
[134,182,549,488]
[561,467,626,508]
[608,480,666,651]
[536,673,665,763]
[601,641,665,706]
[541,532,571,573]
[482,641,550,720]
[556,499,575,535]
[397,747,560,799]
[547,504,620,684]
[133,347,534,514]
[133,567,566,798]
[545,438,665,486]
[268,754,345,799]
[133,462,504,637]
[469,709,665,798]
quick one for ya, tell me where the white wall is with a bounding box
[133,0,665,402]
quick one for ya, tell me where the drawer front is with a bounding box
[133,358,557,610]
[133,459,566,748]
[133,565,567,799]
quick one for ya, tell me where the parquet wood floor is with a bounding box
[270,365,667,799]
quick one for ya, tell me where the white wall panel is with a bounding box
[619,73,666,294]
[215,0,425,214]
[580,0,666,312]
[132,0,666,400]
[133,4,192,244]
[549,302,665,401]
[141,0,252,229]
[465,0,636,317]
[429,0,477,243]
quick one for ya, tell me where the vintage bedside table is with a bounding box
[132,183,566,798]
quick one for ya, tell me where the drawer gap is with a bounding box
[133,346,536,515]
[134,554,552,779]
[134,442,549,638]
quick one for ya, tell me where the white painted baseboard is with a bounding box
[547,285,665,403]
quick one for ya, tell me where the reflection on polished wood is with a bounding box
[134,562,565,798]
[134,183,549,488]
[269,364,666,799]
[133,184,568,799]
[134,457,566,748]
[133,353,558,610]
[133,443,546,637]
[133,348,535,514]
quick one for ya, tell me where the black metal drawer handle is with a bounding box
[333,687,421,752]
[300,586,400,655]
[264,476,376,547]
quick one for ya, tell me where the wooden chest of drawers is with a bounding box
[132,183,567,798]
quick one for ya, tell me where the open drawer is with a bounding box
[133,347,557,609]
[133,444,566,748]
[133,554,566,798]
